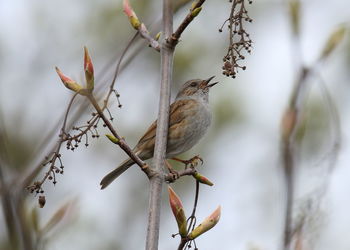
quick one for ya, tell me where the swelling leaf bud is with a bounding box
[55,67,83,93]
[193,172,214,186]
[105,134,120,144]
[188,206,221,239]
[123,0,141,30]
[84,46,94,91]
[321,25,346,60]
[168,186,188,237]
[191,7,202,18]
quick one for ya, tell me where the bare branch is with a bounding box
[164,168,197,182]
[123,0,160,51]
[25,35,144,195]
[145,0,174,249]
[87,94,155,179]
[281,66,311,250]
[168,0,206,47]
[25,93,79,193]
[138,24,161,52]
[102,32,140,110]
[176,181,200,250]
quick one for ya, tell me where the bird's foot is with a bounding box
[172,155,203,168]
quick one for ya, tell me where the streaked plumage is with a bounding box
[100,77,217,189]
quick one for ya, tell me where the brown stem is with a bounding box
[0,161,33,250]
[164,168,197,182]
[281,67,310,249]
[24,33,144,194]
[168,0,206,47]
[138,26,161,52]
[176,180,200,250]
[22,93,79,190]
[187,180,200,232]
[103,32,140,110]
[87,94,155,179]
[177,238,188,250]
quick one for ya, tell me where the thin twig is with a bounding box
[24,93,79,192]
[87,94,155,178]
[177,238,188,250]
[187,180,200,232]
[282,66,342,249]
[0,160,31,250]
[281,67,310,249]
[176,180,200,250]
[164,168,197,182]
[103,32,140,110]
[24,33,143,193]
[138,24,161,52]
[313,71,341,174]
[168,0,206,47]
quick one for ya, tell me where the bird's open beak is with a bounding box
[205,76,218,88]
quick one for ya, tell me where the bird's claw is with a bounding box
[171,155,204,169]
[185,155,203,168]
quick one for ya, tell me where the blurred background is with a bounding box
[0,0,349,249]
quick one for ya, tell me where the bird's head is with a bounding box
[175,76,218,101]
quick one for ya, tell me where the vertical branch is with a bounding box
[145,0,174,249]
[281,1,304,248]
[0,161,32,250]
[281,69,310,250]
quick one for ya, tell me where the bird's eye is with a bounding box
[190,82,197,87]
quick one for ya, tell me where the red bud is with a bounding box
[168,186,188,237]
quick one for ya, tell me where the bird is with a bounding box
[100,76,218,189]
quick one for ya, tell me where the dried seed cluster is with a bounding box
[27,45,124,207]
[220,0,253,78]
[26,153,64,195]
[65,112,102,150]
[26,111,114,204]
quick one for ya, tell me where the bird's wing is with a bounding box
[135,99,198,151]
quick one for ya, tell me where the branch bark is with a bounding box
[87,94,155,178]
[145,0,174,249]
[281,67,309,249]
[168,0,206,47]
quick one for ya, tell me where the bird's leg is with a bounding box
[165,160,179,182]
[171,155,203,168]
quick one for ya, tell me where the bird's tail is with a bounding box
[100,158,135,189]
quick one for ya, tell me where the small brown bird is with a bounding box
[100,76,217,189]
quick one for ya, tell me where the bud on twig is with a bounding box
[155,32,161,41]
[193,172,214,186]
[84,46,94,91]
[105,134,120,144]
[190,0,199,11]
[191,7,202,18]
[320,25,346,60]
[55,67,83,93]
[188,206,221,239]
[289,0,300,35]
[123,0,141,30]
[168,186,188,237]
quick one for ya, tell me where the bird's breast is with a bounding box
[166,101,211,157]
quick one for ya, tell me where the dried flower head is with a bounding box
[220,0,253,78]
